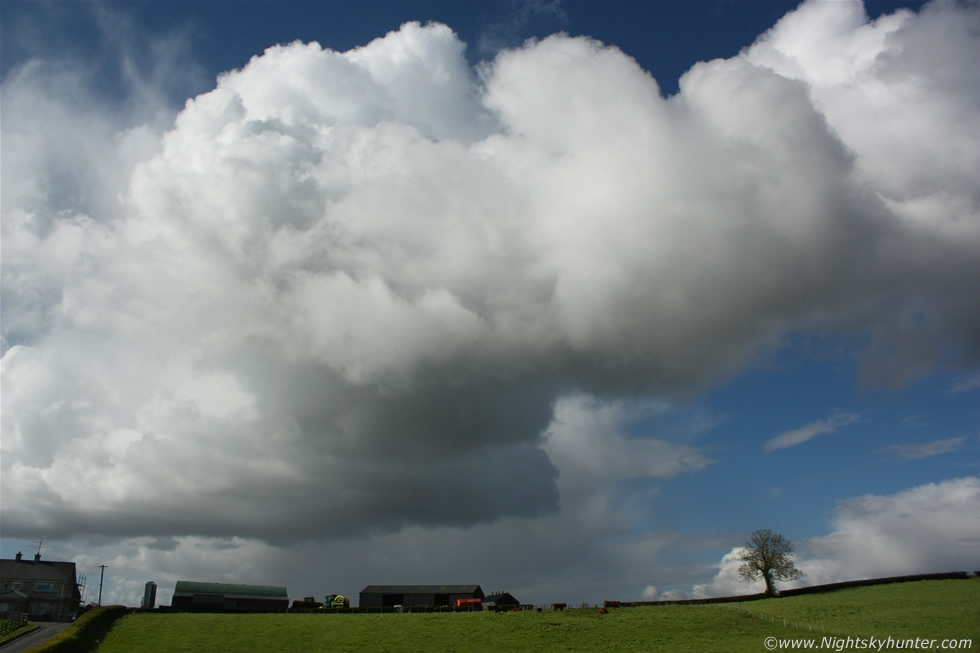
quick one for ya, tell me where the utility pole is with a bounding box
[98,565,108,606]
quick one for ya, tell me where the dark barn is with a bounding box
[359,584,484,609]
[170,580,288,613]
[483,592,520,611]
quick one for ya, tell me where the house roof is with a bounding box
[0,590,30,600]
[173,580,288,598]
[360,585,483,595]
[0,559,77,584]
[484,592,519,604]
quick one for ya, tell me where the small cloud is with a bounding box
[951,373,980,393]
[879,436,966,460]
[899,414,925,428]
[764,412,860,453]
[641,585,659,600]
[478,0,569,55]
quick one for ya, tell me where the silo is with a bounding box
[142,581,157,609]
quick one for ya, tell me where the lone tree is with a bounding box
[738,529,805,597]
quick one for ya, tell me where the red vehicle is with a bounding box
[455,598,482,610]
[290,597,323,612]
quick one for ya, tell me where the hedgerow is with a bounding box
[26,605,128,653]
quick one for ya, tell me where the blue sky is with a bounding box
[1,0,978,608]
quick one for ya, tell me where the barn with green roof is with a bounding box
[170,580,288,612]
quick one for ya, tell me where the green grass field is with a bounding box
[95,579,980,653]
[734,579,980,642]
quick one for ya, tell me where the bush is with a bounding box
[26,605,128,653]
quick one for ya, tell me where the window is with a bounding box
[31,603,51,616]
[35,583,54,592]
[11,582,23,590]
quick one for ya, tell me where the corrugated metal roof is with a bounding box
[0,559,77,583]
[360,584,482,594]
[173,580,288,598]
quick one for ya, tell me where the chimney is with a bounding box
[34,553,41,562]
[15,552,22,561]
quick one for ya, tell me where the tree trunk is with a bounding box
[763,572,776,597]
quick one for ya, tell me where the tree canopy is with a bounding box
[738,529,805,597]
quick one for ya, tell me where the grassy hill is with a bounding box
[731,579,979,642]
[93,578,979,653]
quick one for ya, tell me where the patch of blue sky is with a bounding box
[622,336,977,545]
[4,1,929,107]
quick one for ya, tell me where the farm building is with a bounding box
[483,592,520,611]
[170,580,288,613]
[359,584,484,609]
[0,553,82,622]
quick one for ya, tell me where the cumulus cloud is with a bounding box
[543,395,713,489]
[764,412,861,452]
[669,476,980,599]
[3,0,980,555]
[796,476,980,583]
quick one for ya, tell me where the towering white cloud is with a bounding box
[2,0,979,548]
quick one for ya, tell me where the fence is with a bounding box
[722,603,843,636]
[0,613,29,636]
[720,603,906,647]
